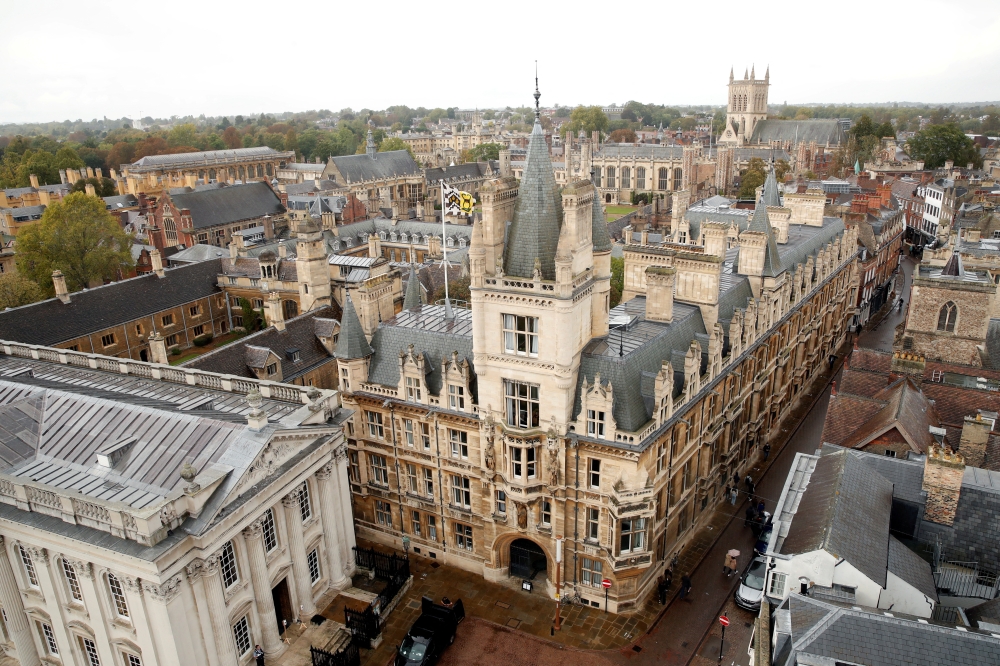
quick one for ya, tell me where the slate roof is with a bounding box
[366,305,475,400]
[103,194,139,209]
[334,295,372,359]
[780,448,894,587]
[748,119,846,146]
[594,144,685,160]
[592,183,613,252]
[762,165,781,207]
[403,265,424,310]
[330,150,420,184]
[168,244,228,264]
[0,259,223,346]
[504,119,563,280]
[747,202,784,277]
[843,446,927,506]
[168,182,285,230]
[424,161,498,183]
[285,180,342,195]
[128,146,291,170]
[779,594,1000,666]
[888,534,938,600]
[184,306,341,382]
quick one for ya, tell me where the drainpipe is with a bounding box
[571,433,580,590]
[386,400,406,536]
[431,411,447,554]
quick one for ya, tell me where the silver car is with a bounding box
[734,555,767,611]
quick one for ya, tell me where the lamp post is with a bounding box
[554,536,563,631]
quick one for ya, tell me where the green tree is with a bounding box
[907,123,982,169]
[561,106,609,138]
[70,177,117,197]
[432,275,471,304]
[467,142,503,162]
[238,298,265,332]
[0,272,44,309]
[53,146,84,170]
[739,158,767,198]
[377,137,414,159]
[285,129,298,153]
[15,192,134,292]
[775,159,791,181]
[610,256,624,308]
[167,123,199,148]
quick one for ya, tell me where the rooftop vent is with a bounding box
[97,437,138,468]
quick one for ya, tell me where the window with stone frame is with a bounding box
[589,458,601,488]
[375,500,392,526]
[504,380,539,429]
[658,167,669,190]
[369,454,389,486]
[449,384,465,410]
[451,475,471,508]
[673,168,682,190]
[937,301,957,332]
[307,549,321,583]
[406,377,422,401]
[411,510,422,536]
[587,410,606,438]
[495,490,506,515]
[366,411,385,439]
[540,499,551,525]
[101,333,116,348]
[37,622,58,655]
[297,481,312,522]
[62,560,83,601]
[18,546,38,587]
[107,572,130,617]
[449,429,468,459]
[454,522,473,550]
[403,419,415,446]
[349,451,360,483]
[621,167,631,189]
[605,166,616,189]
[619,517,646,553]
[586,507,600,541]
[233,616,251,656]
[423,468,434,497]
[420,422,432,450]
[406,464,419,493]
[636,167,646,190]
[262,508,278,553]
[581,557,603,586]
[502,315,539,356]
[219,542,239,589]
[81,637,101,666]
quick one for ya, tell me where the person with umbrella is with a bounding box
[724,550,740,577]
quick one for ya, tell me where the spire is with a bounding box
[533,61,541,121]
[751,64,755,79]
[591,169,612,253]
[504,82,563,280]
[366,129,376,158]
[765,65,770,81]
[403,264,424,310]
[334,292,373,359]
[744,67,748,79]
[729,66,734,83]
[762,163,781,207]
[748,202,784,277]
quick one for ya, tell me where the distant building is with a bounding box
[117,146,295,196]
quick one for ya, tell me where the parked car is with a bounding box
[395,596,465,666]
[754,517,773,555]
[735,555,768,612]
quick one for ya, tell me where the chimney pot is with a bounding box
[52,270,70,303]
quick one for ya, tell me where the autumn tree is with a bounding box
[222,126,242,149]
[16,192,134,292]
[739,157,767,199]
[0,273,44,309]
[609,128,638,143]
[467,142,503,162]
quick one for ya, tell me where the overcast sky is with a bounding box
[3,0,999,124]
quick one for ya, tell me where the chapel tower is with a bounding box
[721,65,770,144]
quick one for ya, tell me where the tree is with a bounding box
[238,298,265,332]
[560,106,609,138]
[739,157,767,199]
[467,142,503,162]
[0,273,44,309]
[610,257,624,308]
[167,123,199,148]
[70,177,118,197]
[775,159,791,181]
[377,137,414,159]
[16,192,134,292]
[609,128,638,143]
[906,123,982,169]
[222,126,242,149]
[285,129,298,153]
[432,275,471,304]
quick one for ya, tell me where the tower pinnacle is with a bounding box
[533,61,541,121]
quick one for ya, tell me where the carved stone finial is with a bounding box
[180,463,200,495]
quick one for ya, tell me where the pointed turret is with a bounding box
[764,65,770,81]
[403,265,424,310]
[751,64,755,79]
[744,67,748,79]
[503,82,563,280]
[729,66,734,83]
[748,202,784,277]
[335,293,373,359]
[365,129,376,158]
[591,173,612,253]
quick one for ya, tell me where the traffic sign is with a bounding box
[718,615,730,627]
[601,578,612,589]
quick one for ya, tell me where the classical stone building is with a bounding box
[336,89,860,613]
[326,132,424,218]
[0,340,353,666]
[117,147,295,196]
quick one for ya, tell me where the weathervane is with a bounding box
[534,61,541,121]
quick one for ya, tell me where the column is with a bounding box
[0,538,40,666]
[140,577,185,666]
[201,554,239,666]
[334,444,357,569]
[282,491,317,617]
[185,561,221,666]
[316,462,348,589]
[242,518,284,656]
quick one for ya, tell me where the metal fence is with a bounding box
[353,545,410,581]
[933,561,1000,600]
[344,546,411,647]
[310,643,359,666]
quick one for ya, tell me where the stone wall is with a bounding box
[904,280,994,366]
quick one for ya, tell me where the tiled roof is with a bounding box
[827,377,940,453]
[839,367,892,397]
[185,306,341,381]
[504,120,563,280]
[330,150,420,183]
[0,259,223,346]
[334,295,372,359]
[821,393,885,444]
[168,182,285,230]
[403,264,424,310]
[780,448,893,588]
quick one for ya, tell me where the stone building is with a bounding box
[902,254,997,366]
[335,89,860,614]
[117,147,295,196]
[0,340,353,666]
[326,132,424,218]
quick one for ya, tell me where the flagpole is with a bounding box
[441,181,453,318]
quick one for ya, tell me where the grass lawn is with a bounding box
[605,205,637,221]
[169,332,242,365]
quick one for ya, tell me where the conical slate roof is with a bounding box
[334,294,373,359]
[748,203,785,277]
[592,188,612,253]
[762,165,781,207]
[503,120,563,279]
[403,265,424,310]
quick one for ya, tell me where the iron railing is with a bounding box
[310,643,359,666]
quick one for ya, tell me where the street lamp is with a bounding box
[402,536,410,559]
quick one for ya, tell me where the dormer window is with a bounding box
[266,363,278,375]
[286,348,300,362]
[400,233,408,242]
[406,377,422,401]
[587,410,606,438]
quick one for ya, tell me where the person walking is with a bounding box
[762,443,771,461]
[723,551,738,577]
[729,485,738,505]
[724,484,732,505]
[757,499,765,517]
[745,505,757,528]
[733,470,741,489]
[657,574,669,604]
[679,575,693,600]
[253,645,265,666]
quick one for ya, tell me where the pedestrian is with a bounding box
[763,443,771,461]
[757,499,765,516]
[748,481,756,499]
[724,484,731,503]
[253,645,265,666]
[729,485,738,505]
[744,474,753,493]
[679,575,692,600]
[723,552,738,577]
[745,505,757,528]
[664,567,673,591]
[657,575,668,604]
[829,354,836,369]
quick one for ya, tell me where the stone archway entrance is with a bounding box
[509,538,547,580]
[605,193,612,203]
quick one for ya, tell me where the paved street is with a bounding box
[857,255,914,352]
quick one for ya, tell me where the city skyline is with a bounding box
[2,0,999,124]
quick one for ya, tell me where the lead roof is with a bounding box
[168,182,285,230]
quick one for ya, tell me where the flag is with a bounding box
[442,182,476,216]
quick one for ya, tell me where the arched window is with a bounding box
[605,167,616,189]
[283,300,298,319]
[107,573,129,618]
[621,167,631,189]
[594,169,601,187]
[937,302,957,332]
[636,167,646,190]
[238,166,245,180]
[658,167,668,190]
[673,168,682,191]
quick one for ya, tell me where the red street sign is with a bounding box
[601,578,612,589]
[718,615,730,627]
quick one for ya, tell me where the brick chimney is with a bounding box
[52,270,70,304]
[959,414,990,468]
[85,183,96,197]
[150,249,164,278]
[29,174,39,189]
[644,266,675,323]
[922,444,965,526]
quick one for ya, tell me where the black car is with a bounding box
[395,596,465,666]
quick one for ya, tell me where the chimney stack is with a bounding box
[151,248,164,278]
[29,174,40,189]
[52,270,70,304]
[922,444,965,526]
[958,414,991,468]
[268,291,285,332]
[644,266,675,323]
[85,183,97,198]
[149,333,169,364]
